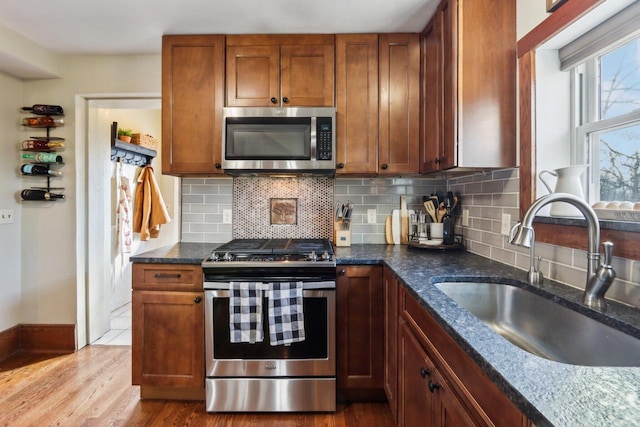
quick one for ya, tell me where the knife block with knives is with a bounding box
[334,201,352,247]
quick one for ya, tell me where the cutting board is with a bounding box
[391,210,401,244]
[385,215,393,244]
[400,196,408,244]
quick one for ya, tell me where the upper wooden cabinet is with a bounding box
[379,34,421,175]
[226,35,335,107]
[336,34,420,176]
[420,0,517,174]
[335,34,379,175]
[162,35,225,176]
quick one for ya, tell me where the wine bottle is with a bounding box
[21,104,64,115]
[21,164,62,177]
[21,117,64,127]
[21,152,63,163]
[21,140,65,150]
[21,189,65,201]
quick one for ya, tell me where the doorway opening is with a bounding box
[79,96,180,347]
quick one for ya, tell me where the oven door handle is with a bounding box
[204,281,335,290]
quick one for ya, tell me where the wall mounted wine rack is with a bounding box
[20,105,66,201]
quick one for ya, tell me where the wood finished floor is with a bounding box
[0,346,395,426]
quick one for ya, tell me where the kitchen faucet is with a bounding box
[509,193,616,311]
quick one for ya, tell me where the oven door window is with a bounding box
[212,296,327,359]
[225,117,311,160]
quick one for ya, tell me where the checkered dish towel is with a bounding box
[267,282,305,346]
[229,282,264,344]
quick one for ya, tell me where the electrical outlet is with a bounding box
[222,209,232,224]
[367,208,377,224]
[462,209,470,227]
[0,209,14,224]
[501,213,511,236]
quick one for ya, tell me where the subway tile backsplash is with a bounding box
[181,169,639,308]
[334,177,447,244]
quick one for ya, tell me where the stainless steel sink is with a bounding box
[435,282,640,366]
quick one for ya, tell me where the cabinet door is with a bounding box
[378,34,420,175]
[383,267,399,422]
[281,44,335,107]
[336,265,384,400]
[335,34,379,175]
[162,35,225,175]
[440,0,458,170]
[399,319,434,427]
[431,370,484,427]
[132,290,204,388]
[226,45,280,107]
[420,17,443,173]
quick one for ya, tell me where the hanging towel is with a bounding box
[229,282,264,344]
[267,282,305,346]
[133,165,171,240]
[116,162,133,253]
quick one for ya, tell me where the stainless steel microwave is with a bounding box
[222,107,336,175]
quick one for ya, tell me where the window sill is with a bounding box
[533,216,640,260]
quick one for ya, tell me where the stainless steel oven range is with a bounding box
[202,238,336,412]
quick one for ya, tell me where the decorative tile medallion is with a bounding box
[270,198,298,225]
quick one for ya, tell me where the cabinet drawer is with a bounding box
[133,263,203,291]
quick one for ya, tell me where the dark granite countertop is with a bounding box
[129,242,220,264]
[131,242,640,426]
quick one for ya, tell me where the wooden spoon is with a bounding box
[436,202,447,222]
[424,201,437,223]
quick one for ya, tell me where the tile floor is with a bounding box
[92,302,132,346]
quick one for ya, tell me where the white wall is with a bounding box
[19,54,165,328]
[0,71,23,331]
[517,0,550,39]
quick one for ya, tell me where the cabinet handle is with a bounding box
[434,158,441,164]
[338,269,346,276]
[271,97,278,104]
[282,97,289,104]
[194,296,202,304]
[420,367,430,378]
[337,163,345,169]
[381,164,388,170]
[215,163,221,169]
[428,380,441,393]
[154,273,181,279]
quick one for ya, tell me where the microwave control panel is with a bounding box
[316,117,333,161]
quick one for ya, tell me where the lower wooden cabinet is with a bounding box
[383,267,399,422]
[132,263,205,400]
[398,285,530,427]
[336,265,385,401]
[400,319,480,426]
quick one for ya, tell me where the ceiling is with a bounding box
[0,0,438,56]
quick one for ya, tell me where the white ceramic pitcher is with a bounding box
[539,165,588,217]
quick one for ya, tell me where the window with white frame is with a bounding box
[565,3,640,207]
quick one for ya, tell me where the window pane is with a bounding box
[599,37,640,120]
[598,123,640,202]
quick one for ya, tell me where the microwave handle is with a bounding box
[310,116,317,161]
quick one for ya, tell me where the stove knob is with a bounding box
[210,252,220,261]
[309,251,318,261]
[321,251,330,261]
[223,252,234,262]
